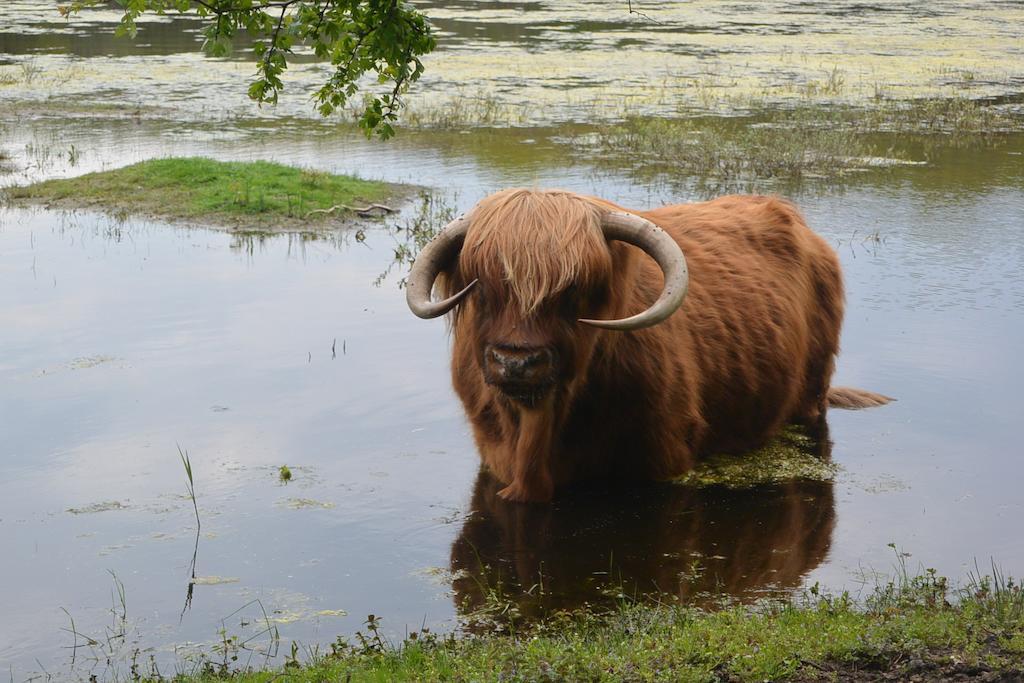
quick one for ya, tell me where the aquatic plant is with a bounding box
[374,190,459,288]
[179,445,202,618]
[675,426,837,489]
[586,98,1022,191]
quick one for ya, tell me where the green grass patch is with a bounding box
[675,425,837,488]
[133,561,1024,682]
[7,157,396,231]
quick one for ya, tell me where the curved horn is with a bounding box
[406,214,478,319]
[578,211,689,331]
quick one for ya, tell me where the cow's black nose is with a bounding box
[484,345,557,390]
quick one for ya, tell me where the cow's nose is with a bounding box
[485,345,556,384]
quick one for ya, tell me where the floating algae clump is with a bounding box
[674,426,837,489]
[66,500,129,514]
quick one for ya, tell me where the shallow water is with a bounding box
[2,122,1023,677]
[2,2,1024,680]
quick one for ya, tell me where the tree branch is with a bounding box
[305,203,396,219]
[627,0,663,25]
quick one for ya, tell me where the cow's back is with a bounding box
[640,195,843,455]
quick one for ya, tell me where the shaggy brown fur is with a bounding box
[826,386,894,409]
[440,189,889,502]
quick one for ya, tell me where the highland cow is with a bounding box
[407,189,890,502]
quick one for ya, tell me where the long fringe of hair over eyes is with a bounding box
[450,188,615,316]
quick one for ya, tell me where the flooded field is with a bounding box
[2,2,1024,680]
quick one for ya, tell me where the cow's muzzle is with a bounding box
[483,345,557,407]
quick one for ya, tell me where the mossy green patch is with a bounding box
[675,425,837,488]
[8,157,397,231]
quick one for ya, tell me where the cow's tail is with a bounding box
[827,386,894,410]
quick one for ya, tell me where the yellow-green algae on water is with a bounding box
[675,425,837,488]
[7,157,396,232]
[4,1,1022,127]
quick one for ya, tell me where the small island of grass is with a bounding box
[8,157,400,231]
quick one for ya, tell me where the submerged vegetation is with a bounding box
[590,113,866,183]
[4,97,1020,204]
[586,97,1024,189]
[351,92,1024,194]
[675,426,837,488]
[96,560,1024,682]
[374,189,460,287]
[6,157,395,231]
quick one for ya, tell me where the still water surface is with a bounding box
[1,1,1024,679]
[2,129,1023,677]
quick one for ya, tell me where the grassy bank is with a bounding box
[7,157,397,231]
[126,563,1023,682]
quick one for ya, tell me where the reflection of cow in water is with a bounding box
[450,441,835,620]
